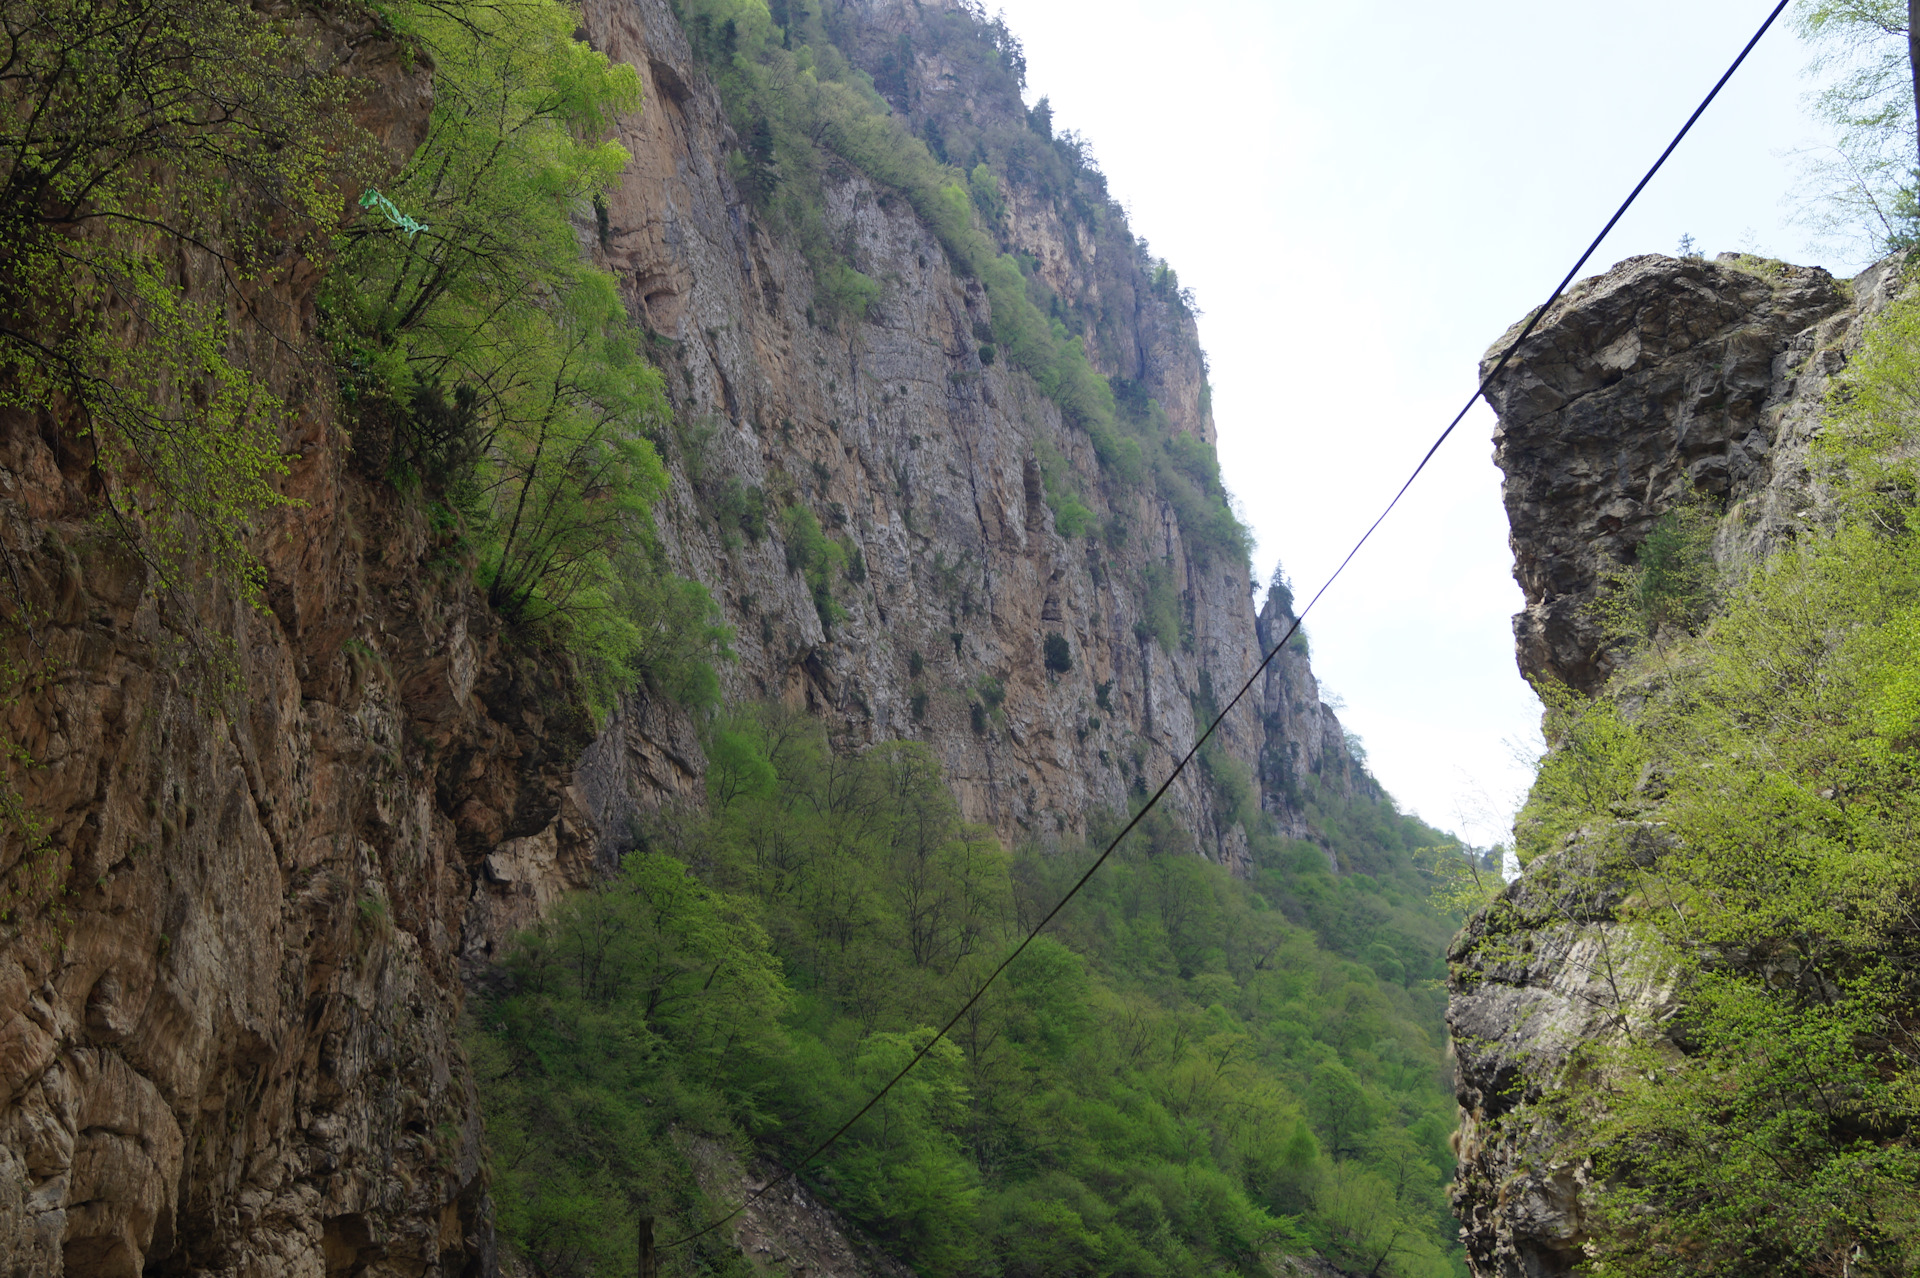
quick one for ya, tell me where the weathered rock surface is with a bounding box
[0,325,611,1277]
[1483,251,1907,694]
[575,0,1370,864]
[1447,826,1677,1278]
[1455,250,1914,1276]
[0,17,601,1277]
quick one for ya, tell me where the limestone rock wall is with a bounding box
[575,0,1369,861]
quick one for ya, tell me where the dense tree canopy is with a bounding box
[476,707,1475,1277]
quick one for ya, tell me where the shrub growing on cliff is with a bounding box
[780,504,847,633]
[1591,494,1723,647]
[329,0,728,715]
[0,0,371,601]
[1041,631,1072,674]
[1139,560,1184,653]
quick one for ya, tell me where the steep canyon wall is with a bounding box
[572,0,1374,868]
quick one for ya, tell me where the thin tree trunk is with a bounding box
[1910,0,1920,168]
[638,1215,657,1278]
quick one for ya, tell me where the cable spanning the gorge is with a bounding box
[663,0,1793,1249]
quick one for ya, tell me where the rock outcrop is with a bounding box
[1447,826,1677,1277]
[1483,251,1907,695]
[1453,250,1913,1276]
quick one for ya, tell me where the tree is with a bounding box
[1042,631,1073,674]
[1793,1,1920,251]
[0,0,370,600]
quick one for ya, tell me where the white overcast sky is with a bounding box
[988,0,1874,847]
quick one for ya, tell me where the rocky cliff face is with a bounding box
[0,42,604,1278]
[572,0,1370,866]
[0,0,1377,1274]
[1484,251,1907,695]
[1450,250,1910,1277]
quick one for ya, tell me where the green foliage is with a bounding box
[1824,286,1920,508]
[474,707,1469,1276]
[967,163,1005,224]
[0,0,369,599]
[1142,404,1252,569]
[577,549,732,717]
[712,479,770,546]
[1140,560,1183,653]
[1558,515,1920,1272]
[1512,684,1646,865]
[1033,437,1097,538]
[1042,631,1073,675]
[1592,495,1723,646]
[1790,1,1920,254]
[816,262,883,323]
[1267,562,1296,616]
[327,0,727,715]
[973,674,1006,729]
[470,850,779,1278]
[781,504,848,633]
[1413,843,1504,917]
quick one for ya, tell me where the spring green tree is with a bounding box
[475,705,1474,1276]
[328,0,729,715]
[1793,0,1920,250]
[0,0,370,597]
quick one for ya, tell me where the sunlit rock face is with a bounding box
[573,0,1372,862]
[1454,249,1909,1278]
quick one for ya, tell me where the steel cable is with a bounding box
[662,0,1793,1248]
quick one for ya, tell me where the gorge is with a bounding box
[15,0,1912,1269]
[0,0,1473,1274]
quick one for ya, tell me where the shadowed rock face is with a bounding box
[1454,252,1911,1277]
[1480,253,1893,695]
[0,15,598,1277]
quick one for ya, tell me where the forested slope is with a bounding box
[478,709,1474,1277]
